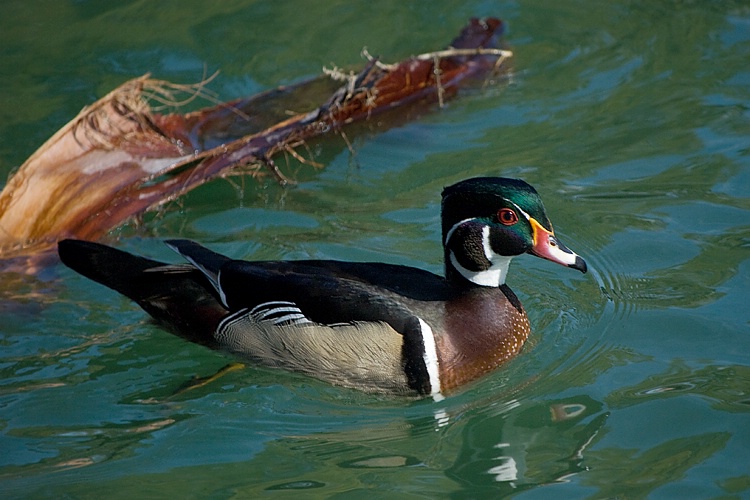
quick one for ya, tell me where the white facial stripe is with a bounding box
[418,317,443,400]
[444,217,477,246]
[450,251,512,287]
[446,212,520,287]
[481,225,494,262]
[503,198,531,222]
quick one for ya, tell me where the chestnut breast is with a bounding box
[437,284,530,391]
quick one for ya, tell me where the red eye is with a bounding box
[498,208,519,226]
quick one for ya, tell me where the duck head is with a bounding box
[441,177,587,287]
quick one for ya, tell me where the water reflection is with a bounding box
[1,0,749,497]
[581,432,731,498]
[610,361,750,413]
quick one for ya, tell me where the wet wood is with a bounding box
[0,18,511,269]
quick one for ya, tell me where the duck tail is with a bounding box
[58,239,166,300]
[58,239,225,346]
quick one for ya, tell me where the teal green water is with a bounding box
[2,1,749,497]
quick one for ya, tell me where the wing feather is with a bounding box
[217,313,411,394]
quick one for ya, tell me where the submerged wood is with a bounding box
[0,18,511,269]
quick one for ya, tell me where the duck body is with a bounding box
[58,177,586,398]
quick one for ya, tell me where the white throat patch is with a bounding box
[448,225,512,287]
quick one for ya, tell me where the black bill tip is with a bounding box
[571,256,588,274]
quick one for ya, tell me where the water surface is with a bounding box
[1,1,749,497]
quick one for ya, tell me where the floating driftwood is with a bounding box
[0,18,511,270]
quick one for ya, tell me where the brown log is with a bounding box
[0,18,511,270]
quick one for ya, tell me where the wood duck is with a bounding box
[58,177,586,398]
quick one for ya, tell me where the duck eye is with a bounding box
[497,208,519,226]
